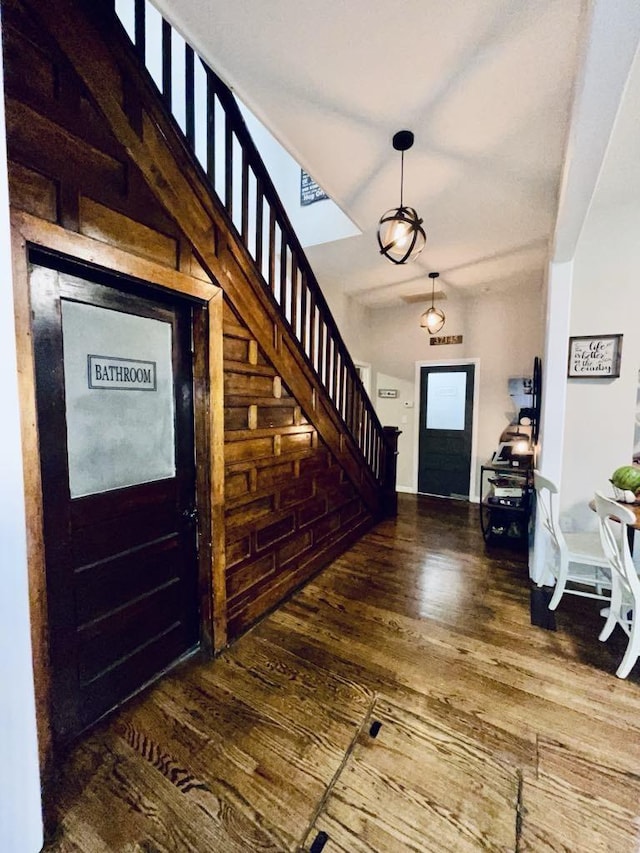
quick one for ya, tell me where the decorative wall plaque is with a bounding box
[430,334,463,346]
[567,334,622,378]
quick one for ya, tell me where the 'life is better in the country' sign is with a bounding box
[87,355,157,391]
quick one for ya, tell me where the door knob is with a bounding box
[182,506,198,523]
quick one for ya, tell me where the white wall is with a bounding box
[374,372,416,491]
[464,287,544,494]
[0,15,43,850]
[317,275,373,367]
[367,297,467,383]
[360,287,543,497]
[560,200,640,531]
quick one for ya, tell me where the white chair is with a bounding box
[534,473,611,611]
[594,492,640,679]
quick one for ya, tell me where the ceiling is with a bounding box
[155,0,587,307]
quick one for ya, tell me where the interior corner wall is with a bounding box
[0,17,43,850]
[529,259,572,585]
[374,371,416,490]
[463,288,544,494]
[560,199,640,531]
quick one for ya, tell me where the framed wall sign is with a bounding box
[300,170,329,206]
[567,334,622,379]
[430,334,463,346]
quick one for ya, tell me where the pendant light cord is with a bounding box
[400,150,405,208]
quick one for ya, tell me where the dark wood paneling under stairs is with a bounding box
[43,495,640,852]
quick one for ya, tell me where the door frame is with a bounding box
[353,360,372,398]
[10,210,226,775]
[412,358,480,501]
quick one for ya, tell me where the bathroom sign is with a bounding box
[88,355,157,390]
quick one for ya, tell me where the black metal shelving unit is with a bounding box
[479,462,533,547]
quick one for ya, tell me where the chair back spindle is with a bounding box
[534,472,610,611]
[594,492,640,678]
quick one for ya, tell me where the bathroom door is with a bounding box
[31,257,200,743]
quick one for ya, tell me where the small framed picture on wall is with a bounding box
[567,334,623,379]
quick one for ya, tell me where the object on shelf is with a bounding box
[491,441,533,468]
[488,475,524,499]
[507,521,523,538]
[487,493,524,507]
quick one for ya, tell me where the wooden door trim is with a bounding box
[10,209,226,777]
[412,359,480,502]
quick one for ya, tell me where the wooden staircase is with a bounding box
[1,0,406,782]
[4,0,400,661]
[100,0,393,505]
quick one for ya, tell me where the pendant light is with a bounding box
[377,130,426,264]
[420,272,446,334]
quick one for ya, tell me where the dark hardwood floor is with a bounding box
[44,495,640,852]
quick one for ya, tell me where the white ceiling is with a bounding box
[155,0,588,306]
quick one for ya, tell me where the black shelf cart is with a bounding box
[479,462,533,547]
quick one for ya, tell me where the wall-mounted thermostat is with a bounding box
[378,389,398,398]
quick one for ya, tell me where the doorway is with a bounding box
[30,253,201,745]
[417,362,476,499]
[354,361,372,398]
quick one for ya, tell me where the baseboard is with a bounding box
[397,484,480,502]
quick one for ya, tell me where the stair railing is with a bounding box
[108,0,388,484]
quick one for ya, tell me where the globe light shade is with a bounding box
[420,306,446,335]
[377,205,426,264]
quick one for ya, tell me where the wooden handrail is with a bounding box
[114,0,388,482]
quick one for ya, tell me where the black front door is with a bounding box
[31,254,200,744]
[418,364,475,499]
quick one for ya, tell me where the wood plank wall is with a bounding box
[2,0,376,748]
[2,0,210,280]
[222,301,372,640]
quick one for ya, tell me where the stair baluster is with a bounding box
[113,0,392,488]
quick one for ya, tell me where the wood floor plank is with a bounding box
[295,577,640,732]
[265,600,640,779]
[304,698,519,853]
[44,495,640,852]
[520,773,640,852]
[536,736,640,815]
[255,617,539,772]
[100,629,372,851]
[45,731,283,852]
